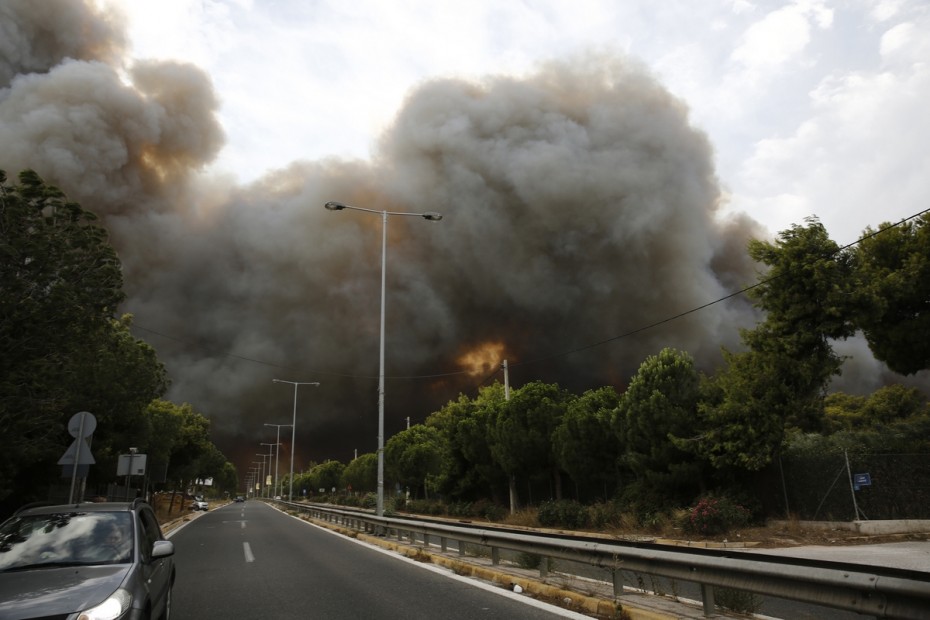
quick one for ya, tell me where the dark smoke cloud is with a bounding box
[0,0,126,86]
[4,1,920,470]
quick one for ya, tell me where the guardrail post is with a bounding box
[440,536,447,552]
[491,547,500,566]
[539,557,549,578]
[611,569,625,597]
[700,584,715,616]
[458,540,465,556]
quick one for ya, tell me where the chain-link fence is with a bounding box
[759,453,930,521]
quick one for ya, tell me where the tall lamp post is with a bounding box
[255,452,272,498]
[272,379,320,500]
[324,200,442,517]
[260,443,277,497]
[247,467,260,498]
[251,462,263,497]
[264,423,292,498]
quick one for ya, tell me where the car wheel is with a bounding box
[159,585,172,620]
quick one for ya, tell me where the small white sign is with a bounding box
[117,453,147,476]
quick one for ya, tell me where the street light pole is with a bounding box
[264,423,291,498]
[272,379,320,501]
[251,462,263,497]
[256,452,272,498]
[247,467,259,498]
[324,200,442,517]
[260,443,277,497]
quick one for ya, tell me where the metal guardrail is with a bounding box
[273,500,930,619]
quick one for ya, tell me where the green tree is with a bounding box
[824,385,928,433]
[215,462,239,497]
[385,425,444,499]
[742,219,856,430]
[686,220,856,474]
[852,214,930,375]
[617,348,704,507]
[341,452,377,494]
[686,350,797,470]
[310,460,346,494]
[66,315,169,490]
[487,381,573,512]
[164,403,213,490]
[822,392,867,434]
[144,399,186,480]
[552,386,621,501]
[426,385,508,502]
[1,170,125,504]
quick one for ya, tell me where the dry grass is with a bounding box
[502,508,541,528]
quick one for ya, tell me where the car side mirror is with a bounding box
[151,540,174,559]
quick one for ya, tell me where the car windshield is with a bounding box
[0,511,134,571]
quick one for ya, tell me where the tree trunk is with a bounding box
[552,466,563,501]
[508,475,519,514]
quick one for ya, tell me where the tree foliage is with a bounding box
[308,460,347,493]
[385,425,444,499]
[617,348,704,505]
[686,350,798,470]
[426,385,508,501]
[743,219,855,430]
[823,384,929,437]
[553,386,620,500]
[341,452,377,494]
[1,170,127,503]
[0,169,251,509]
[488,381,573,508]
[686,220,857,473]
[151,401,228,491]
[852,214,930,375]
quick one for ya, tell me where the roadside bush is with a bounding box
[447,501,474,518]
[481,502,507,522]
[588,501,623,529]
[537,499,589,529]
[682,496,751,536]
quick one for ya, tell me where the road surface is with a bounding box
[167,500,588,620]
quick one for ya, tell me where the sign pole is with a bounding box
[68,412,87,504]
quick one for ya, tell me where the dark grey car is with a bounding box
[0,499,175,619]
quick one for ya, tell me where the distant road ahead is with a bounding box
[168,500,586,620]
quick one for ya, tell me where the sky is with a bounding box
[3,0,929,475]
[110,0,929,246]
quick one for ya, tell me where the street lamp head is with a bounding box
[422,212,443,221]
[324,201,347,211]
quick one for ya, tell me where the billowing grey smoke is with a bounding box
[0,0,788,467]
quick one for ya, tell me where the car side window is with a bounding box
[138,508,161,562]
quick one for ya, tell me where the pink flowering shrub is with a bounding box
[684,496,751,536]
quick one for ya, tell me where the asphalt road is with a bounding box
[166,501,587,620]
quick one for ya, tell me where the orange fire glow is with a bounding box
[457,341,507,377]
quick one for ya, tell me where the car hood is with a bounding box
[0,564,130,619]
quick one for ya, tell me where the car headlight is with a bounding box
[77,588,132,620]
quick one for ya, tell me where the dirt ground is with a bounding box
[728,522,930,548]
[503,516,930,549]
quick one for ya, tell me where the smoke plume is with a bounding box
[5,1,914,469]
